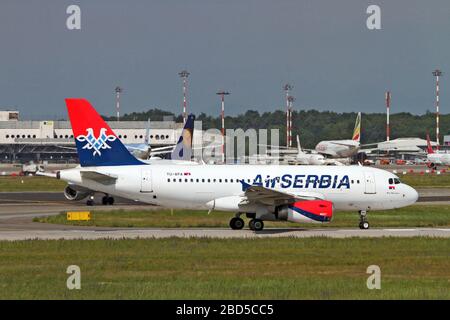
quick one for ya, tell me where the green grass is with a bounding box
[0,176,66,192]
[0,172,449,192]
[400,173,450,188]
[35,205,450,229]
[0,237,448,299]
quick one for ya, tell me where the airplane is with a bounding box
[51,98,418,230]
[125,117,197,160]
[315,112,361,158]
[426,134,450,169]
[40,112,197,206]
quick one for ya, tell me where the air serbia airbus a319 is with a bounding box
[55,99,418,231]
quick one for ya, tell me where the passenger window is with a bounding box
[196,179,199,183]
[230,179,234,183]
[202,179,205,183]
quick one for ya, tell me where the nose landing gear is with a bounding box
[359,210,370,229]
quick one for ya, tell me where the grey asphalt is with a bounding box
[0,191,448,240]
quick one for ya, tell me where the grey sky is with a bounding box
[0,0,449,119]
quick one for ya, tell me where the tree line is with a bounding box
[104,109,450,149]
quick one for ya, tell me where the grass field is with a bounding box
[0,176,66,192]
[35,205,450,229]
[0,172,449,192]
[0,237,448,299]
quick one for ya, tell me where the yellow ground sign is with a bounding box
[67,211,91,221]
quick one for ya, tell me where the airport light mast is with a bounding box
[283,84,293,148]
[287,95,295,148]
[179,70,190,124]
[115,86,123,122]
[385,91,391,142]
[432,69,443,148]
[216,90,230,163]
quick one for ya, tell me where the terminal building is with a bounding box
[0,110,217,163]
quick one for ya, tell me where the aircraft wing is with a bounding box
[80,171,118,184]
[240,181,324,206]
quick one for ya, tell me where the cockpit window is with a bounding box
[388,178,393,184]
[394,178,401,184]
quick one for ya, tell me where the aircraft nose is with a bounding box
[405,186,419,205]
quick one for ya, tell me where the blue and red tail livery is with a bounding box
[66,98,145,167]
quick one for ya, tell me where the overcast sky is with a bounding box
[0,0,449,119]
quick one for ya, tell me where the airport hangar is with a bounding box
[0,110,219,163]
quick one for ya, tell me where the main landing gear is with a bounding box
[86,194,115,206]
[229,214,265,231]
[249,219,264,231]
[229,214,245,230]
[359,210,370,230]
[102,195,115,205]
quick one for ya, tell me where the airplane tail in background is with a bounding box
[296,135,303,154]
[426,133,434,154]
[144,118,151,145]
[170,114,195,160]
[352,112,361,142]
[65,98,145,167]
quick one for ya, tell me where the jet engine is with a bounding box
[275,200,333,223]
[64,185,91,201]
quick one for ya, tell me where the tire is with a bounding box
[86,199,94,206]
[252,219,264,231]
[360,221,369,229]
[248,219,255,230]
[102,196,108,205]
[229,217,244,230]
[108,197,115,205]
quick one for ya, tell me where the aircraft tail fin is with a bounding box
[296,135,303,153]
[426,133,434,154]
[144,118,151,145]
[170,114,195,160]
[352,112,361,142]
[65,98,145,167]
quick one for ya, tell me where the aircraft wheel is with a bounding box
[102,196,108,205]
[359,221,370,229]
[86,199,94,206]
[229,217,244,230]
[250,219,264,231]
[107,197,115,205]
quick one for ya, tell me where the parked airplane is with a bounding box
[126,116,196,160]
[51,99,418,230]
[426,134,450,169]
[315,112,361,158]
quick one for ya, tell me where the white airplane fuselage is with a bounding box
[427,153,450,166]
[315,140,360,158]
[59,164,417,213]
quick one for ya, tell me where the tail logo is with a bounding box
[76,128,116,156]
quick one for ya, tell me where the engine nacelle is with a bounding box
[276,200,333,223]
[64,185,91,201]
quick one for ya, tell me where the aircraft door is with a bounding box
[140,169,153,192]
[363,171,376,194]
